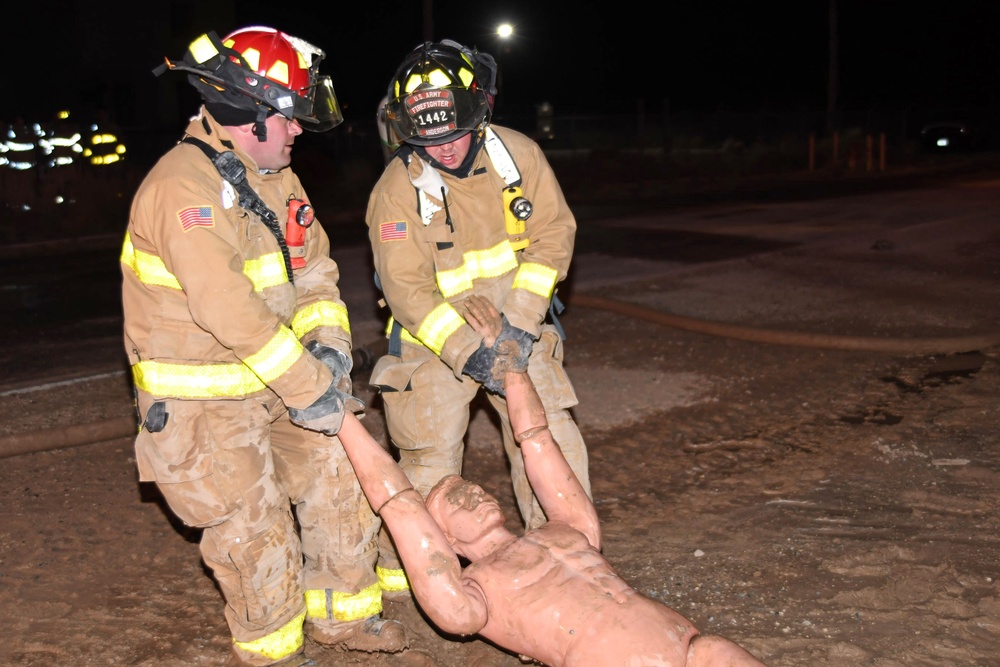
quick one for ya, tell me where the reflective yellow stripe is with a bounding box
[190,33,221,65]
[512,262,558,299]
[120,233,182,290]
[385,316,423,347]
[243,251,289,291]
[121,233,289,293]
[435,240,519,298]
[292,301,351,337]
[243,327,304,384]
[377,566,411,593]
[416,303,465,355]
[305,588,328,619]
[132,360,266,397]
[305,583,383,623]
[233,610,305,661]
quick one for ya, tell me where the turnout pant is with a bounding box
[370,324,591,582]
[133,391,381,663]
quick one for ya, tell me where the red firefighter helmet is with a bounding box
[155,26,343,133]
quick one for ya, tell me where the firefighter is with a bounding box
[121,26,406,665]
[365,39,592,599]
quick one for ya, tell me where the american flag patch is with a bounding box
[178,206,215,231]
[380,221,407,242]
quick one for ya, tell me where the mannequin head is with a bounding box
[426,475,507,558]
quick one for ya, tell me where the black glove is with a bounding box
[461,316,535,396]
[305,340,353,397]
[462,342,504,395]
[492,317,534,374]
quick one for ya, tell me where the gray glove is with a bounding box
[288,380,349,435]
[290,342,364,435]
[461,316,534,396]
[305,340,353,397]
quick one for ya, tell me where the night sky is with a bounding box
[6,1,1000,125]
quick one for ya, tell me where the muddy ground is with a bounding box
[2,171,1000,666]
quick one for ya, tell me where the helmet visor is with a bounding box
[294,76,344,132]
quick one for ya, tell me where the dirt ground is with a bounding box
[2,176,1000,666]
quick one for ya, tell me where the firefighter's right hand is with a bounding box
[288,381,363,436]
[305,341,353,397]
[462,343,505,396]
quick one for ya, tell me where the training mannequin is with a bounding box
[339,296,769,666]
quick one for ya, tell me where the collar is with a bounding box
[414,130,487,179]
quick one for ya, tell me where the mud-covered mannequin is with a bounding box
[338,295,769,665]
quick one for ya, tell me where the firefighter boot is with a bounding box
[305,615,408,653]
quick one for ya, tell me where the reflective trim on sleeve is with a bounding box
[292,301,351,337]
[131,328,304,398]
[120,232,182,290]
[233,610,305,662]
[132,360,266,397]
[415,302,466,355]
[305,583,383,623]
[512,261,559,299]
[243,251,289,291]
[434,240,519,298]
[243,327,305,384]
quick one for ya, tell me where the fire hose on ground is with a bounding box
[3,294,1000,460]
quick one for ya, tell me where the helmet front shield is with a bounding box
[296,75,343,132]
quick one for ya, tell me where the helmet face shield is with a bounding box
[295,76,344,131]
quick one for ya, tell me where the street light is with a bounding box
[495,22,513,56]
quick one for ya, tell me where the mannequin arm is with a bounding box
[464,295,601,549]
[338,413,490,634]
[505,372,602,550]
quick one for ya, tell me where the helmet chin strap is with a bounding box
[252,106,269,141]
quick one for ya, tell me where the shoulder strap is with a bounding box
[182,137,294,284]
[483,127,521,187]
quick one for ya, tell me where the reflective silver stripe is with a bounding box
[483,127,521,186]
